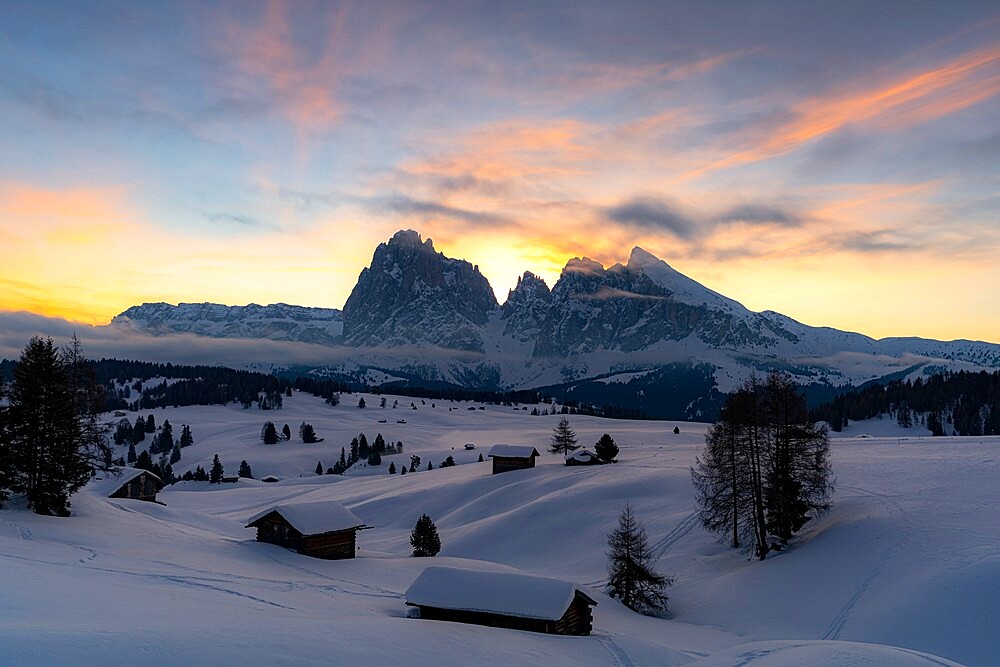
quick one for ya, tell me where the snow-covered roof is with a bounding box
[87,467,161,497]
[246,500,366,535]
[405,566,595,621]
[487,444,540,459]
[568,448,598,461]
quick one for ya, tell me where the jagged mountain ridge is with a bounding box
[109,230,1000,403]
[111,302,343,345]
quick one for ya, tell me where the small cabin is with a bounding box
[566,449,601,466]
[89,467,162,503]
[464,443,476,450]
[246,501,368,560]
[261,475,280,483]
[487,444,540,475]
[405,566,596,636]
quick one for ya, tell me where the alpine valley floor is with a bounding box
[1,392,996,665]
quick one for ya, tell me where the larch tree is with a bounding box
[549,417,579,456]
[692,373,833,560]
[607,503,672,615]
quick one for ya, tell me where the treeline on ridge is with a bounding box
[810,369,1000,435]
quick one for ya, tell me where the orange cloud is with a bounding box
[682,44,1000,180]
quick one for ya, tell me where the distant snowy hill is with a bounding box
[109,230,1000,416]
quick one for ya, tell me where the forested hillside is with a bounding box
[810,370,1000,435]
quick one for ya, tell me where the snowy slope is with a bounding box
[2,391,997,665]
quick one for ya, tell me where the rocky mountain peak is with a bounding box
[501,271,552,342]
[341,230,498,351]
[388,228,435,251]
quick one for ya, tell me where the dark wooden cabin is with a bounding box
[246,501,367,560]
[487,444,540,475]
[405,566,597,636]
[90,467,162,502]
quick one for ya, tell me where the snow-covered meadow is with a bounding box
[1,391,997,665]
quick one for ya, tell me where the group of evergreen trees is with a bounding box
[692,373,833,560]
[0,337,115,515]
[89,358,291,412]
[810,369,1000,436]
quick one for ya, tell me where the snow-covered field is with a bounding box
[1,391,997,665]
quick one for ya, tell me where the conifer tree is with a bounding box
[315,461,323,475]
[409,455,420,472]
[179,424,194,448]
[170,444,181,464]
[260,421,278,445]
[595,433,619,463]
[358,397,366,409]
[478,452,484,462]
[7,336,112,515]
[339,447,347,472]
[282,424,291,441]
[135,450,154,473]
[410,514,441,557]
[692,373,832,559]
[237,460,253,478]
[127,442,137,464]
[209,454,224,484]
[113,418,133,446]
[358,433,369,457]
[300,423,318,443]
[549,417,579,456]
[607,503,672,615]
[374,433,386,453]
[145,414,156,433]
[349,437,360,463]
[132,417,146,444]
[388,461,397,474]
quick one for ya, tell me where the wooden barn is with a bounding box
[565,449,601,466]
[405,566,596,636]
[89,467,162,502]
[246,501,368,560]
[487,444,540,475]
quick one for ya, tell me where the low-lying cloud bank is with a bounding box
[0,310,345,368]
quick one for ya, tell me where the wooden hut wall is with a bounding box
[301,530,357,559]
[110,473,159,501]
[414,593,593,636]
[491,456,536,474]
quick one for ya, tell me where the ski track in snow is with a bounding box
[6,519,33,541]
[820,483,917,642]
[591,634,635,667]
[651,511,700,563]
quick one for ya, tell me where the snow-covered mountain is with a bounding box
[109,230,1000,411]
[111,302,343,345]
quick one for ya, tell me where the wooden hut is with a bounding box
[405,566,596,636]
[565,449,601,466]
[89,467,162,502]
[245,501,367,560]
[487,444,540,475]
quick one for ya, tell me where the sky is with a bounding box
[1,1,998,342]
